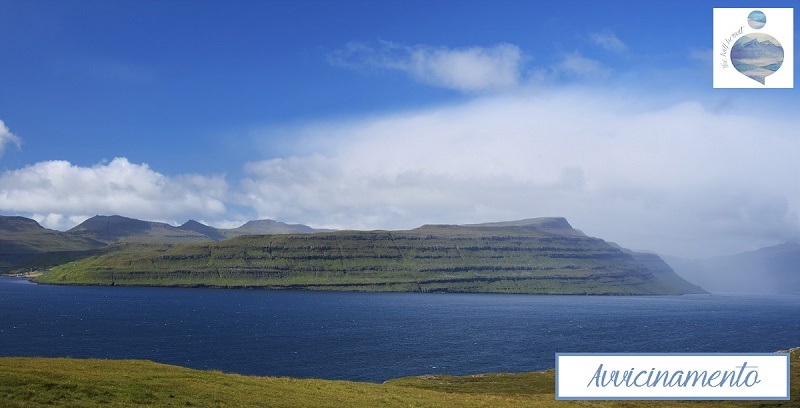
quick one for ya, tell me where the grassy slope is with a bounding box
[0,217,106,273]
[35,224,704,295]
[1,350,797,407]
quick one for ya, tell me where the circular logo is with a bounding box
[747,10,766,29]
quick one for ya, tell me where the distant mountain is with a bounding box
[1,214,329,273]
[68,215,210,244]
[69,215,327,244]
[0,215,41,232]
[178,220,226,241]
[37,217,705,295]
[624,250,706,295]
[665,241,800,294]
[461,217,586,236]
[220,219,328,238]
[0,215,106,273]
[1,213,332,270]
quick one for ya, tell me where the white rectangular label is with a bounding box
[713,8,794,88]
[556,354,789,400]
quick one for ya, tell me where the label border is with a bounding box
[555,353,790,400]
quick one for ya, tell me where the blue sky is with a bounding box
[0,0,798,258]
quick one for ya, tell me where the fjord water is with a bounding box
[1,277,798,383]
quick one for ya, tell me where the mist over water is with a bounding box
[664,241,800,295]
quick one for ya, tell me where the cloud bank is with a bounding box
[240,88,800,258]
[3,35,797,259]
[0,157,228,230]
[329,41,523,92]
[2,88,797,257]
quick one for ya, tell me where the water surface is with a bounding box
[1,277,798,382]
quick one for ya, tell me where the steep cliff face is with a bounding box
[625,251,706,294]
[39,218,704,295]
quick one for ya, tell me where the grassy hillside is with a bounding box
[36,219,705,295]
[1,215,330,274]
[0,216,106,273]
[1,350,797,407]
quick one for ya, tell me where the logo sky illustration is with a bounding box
[730,10,784,85]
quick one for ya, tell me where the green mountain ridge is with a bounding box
[177,219,227,240]
[0,214,326,273]
[34,216,706,295]
[68,215,210,243]
[68,215,326,244]
[0,216,106,272]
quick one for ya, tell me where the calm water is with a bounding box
[1,277,798,382]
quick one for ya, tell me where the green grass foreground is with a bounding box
[1,350,797,407]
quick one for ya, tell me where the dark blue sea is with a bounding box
[1,277,798,382]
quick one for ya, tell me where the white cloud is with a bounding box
[590,31,628,52]
[241,89,800,258]
[0,120,22,156]
[329,41,523,92]
[4,90,798,259]
[0,157,228,230]
[557,51,610,79]
[529,52,611,82]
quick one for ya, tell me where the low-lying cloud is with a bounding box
[3,68,798,258]
[241,88,800,258]
[3,88,798,257]
[0,157,228,230]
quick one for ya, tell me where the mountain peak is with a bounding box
[179,219,207,229]
[68,215,207,243]
[178,219,225,241]
[231,219,317,234]
[462,217,584,235]
[465,217,572,228]
[240,219,281,227]
[69,215,148,232]
[0,215,45,232]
